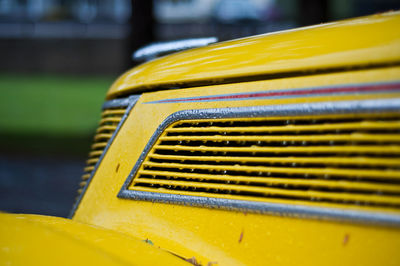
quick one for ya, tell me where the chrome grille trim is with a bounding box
[69,95,140,218]
[102,96,138,109]
[118,98,400,225]
[120,190,400,226]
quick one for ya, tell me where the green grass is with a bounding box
[0,73,114,136]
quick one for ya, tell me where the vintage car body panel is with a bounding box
[108,11,400,98]
[74,65,400,265]
[73,14,400,265]
[0,213,188,265]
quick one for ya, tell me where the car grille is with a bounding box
[129,113,400,212]
[75,107,127,200]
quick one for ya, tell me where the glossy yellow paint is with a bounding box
[74,65,400,265]
[0,213,189,265]
[107,12,400,99]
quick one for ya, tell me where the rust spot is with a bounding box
[238,229,244,243]
[115,163,120,173]
[207,262,218,266]
[186,257,201,266]
[343,233,350,246]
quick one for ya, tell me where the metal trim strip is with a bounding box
[69,95,140,218]
[102,96,137,110]
[119,98,400,226]
[119,190,400,226]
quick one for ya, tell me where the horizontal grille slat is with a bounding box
[129,113,400,212]
[149,154,400,167]
[89,150,104,157]
[94,133,113,141]
[160,134,400,143]
[84,166,95,172]
[99,117,122,125]
[91,142,108,149]
[96,125,118,133]
[102,109,127,116]
[154,145,400,154]
[142,161,400,180]
[138,170,400,193]
[81,174,91,180]
[86,158,100,165]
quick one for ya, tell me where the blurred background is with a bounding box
[1,0,400,218]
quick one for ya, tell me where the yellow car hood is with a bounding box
[107,11,400,99]
[0,213,188,266]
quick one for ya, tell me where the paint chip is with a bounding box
[343,233,350,246]
[239,229,244,243]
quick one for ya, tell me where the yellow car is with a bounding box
[2,11,400,266]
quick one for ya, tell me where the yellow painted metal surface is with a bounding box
[107,12,400,99]
[0,213,189,265]
[74,65,400,265]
